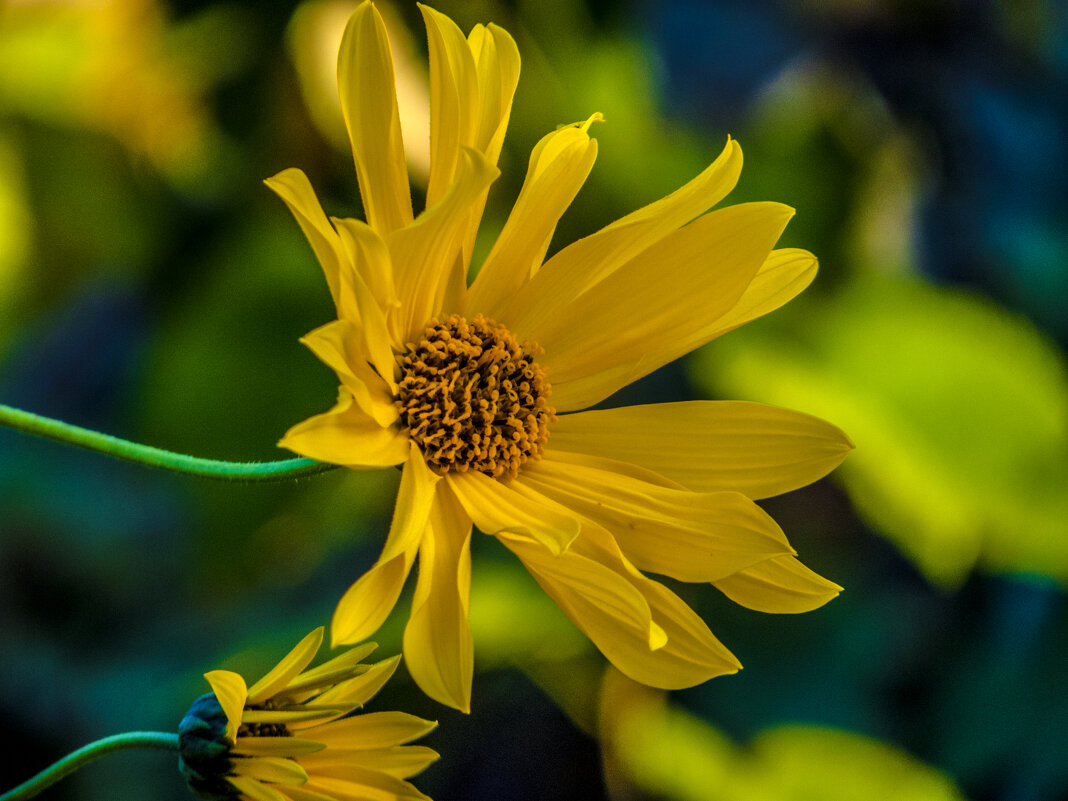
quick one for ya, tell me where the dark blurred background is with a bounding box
[1,1,1065,799]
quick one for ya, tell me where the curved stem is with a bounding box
[0,731,180,801]
[0,403,337,482]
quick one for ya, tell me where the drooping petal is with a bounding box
[300,320,398,426]
[528,201,796,411]
[521,454,793,582]
[713,554,842,613]
[548,523,742,687]
[498,529,665,661]
[337,1,413,236]
[278,392,408,469]
[402,482,474,712]
[549,400,854,499]
[467,116,601,318]
[498,136,743,326]
[446,469,579,555]
[331,216,404,355]
[203,669,248,744]
[264,168,351,318]
[388,148,499,344]
[332,446,438,645]
[247,628,325,705]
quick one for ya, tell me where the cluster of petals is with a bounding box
[270,1,853,712]
[195,627,437,801]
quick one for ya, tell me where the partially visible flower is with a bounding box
[178,627,437,801]
[270,1,853,713]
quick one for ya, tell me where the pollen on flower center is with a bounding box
[396,313,554,479]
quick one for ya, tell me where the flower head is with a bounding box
[178,627,437,801]
[269,2,853,712]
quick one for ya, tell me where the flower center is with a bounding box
[396,313,554,479]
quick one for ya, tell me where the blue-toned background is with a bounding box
[1,1,1066,800]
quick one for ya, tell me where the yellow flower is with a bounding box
[178,627,437,801]
[268,2,853,712]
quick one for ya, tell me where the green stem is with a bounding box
[0,403,337,482]
[0,731,180,801]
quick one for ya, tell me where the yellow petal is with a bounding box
[498,528,662,657]
[468,22,520,161]
[242,708,353,726]
[227,774,290,801]
[246,628,324,706]
[420,3,480,207]
[332,446,438,645]
[713,554,842,613]
[300,745,439,780]
[305,772,430,801]
[300,321,398,427]
[283,643,379,696]
[388,147,499,344]
[467,116,601,318]
[532,523,741,687]
[402,483,474,712]
[306,656,402,715]
[263,168,350,318]
[204,669,247,744]
[549,400,854,499]
[499,136,742,328]
[532,201,795,411]
[233,737,326,758]
[330,216,404,353]
[276,786,336,801]
[337,2,413,236]
[701,247,819,339]
[279,393,408,469]
[522,454,793,582]
[313,711,437,749]
[446,470,579,556]
[232,756,309,786]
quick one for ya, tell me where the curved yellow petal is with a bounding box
[557,524,742,687]
[271,786,335,801]
[469,22,520,159]
[313,711,438,750]
[247,628,325,706]
[300,745,439,780]
[309,656,402,713]
[330,215,405,354]
[204,669,248,744]
[305,771,431,801]
[402,482,474,712]
[498,528,664,660]
[388,148,499,344]
[337,2,413,236]
[446,470,579,556]
[500,136,743,328]
[263,168,350,318]
[420,3,480,208]
[227,775,289,801]
[713,554,842,613]
[549,400,854,499]
[233,756,309,786]
[332,446,438,645]
[468,116,601,318]
[300,321,398,428]
[279,393,408,469]
[521,455,793,583]
[704,247,819,337]
[533,201,795,411]
[284,643,379,696]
